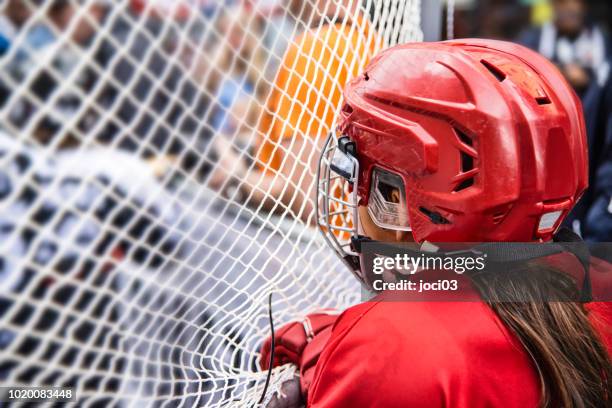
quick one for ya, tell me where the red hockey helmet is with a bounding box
[317,39,588,268]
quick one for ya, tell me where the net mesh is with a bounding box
[0,0,422,405]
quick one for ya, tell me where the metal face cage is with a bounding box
[316,133,362,280]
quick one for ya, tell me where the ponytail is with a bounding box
[471,265,612,408]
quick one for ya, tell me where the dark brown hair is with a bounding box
[471,264,612,408]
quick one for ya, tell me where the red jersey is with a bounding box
[307,266,612,408]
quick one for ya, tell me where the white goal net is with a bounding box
[0,0,422,406]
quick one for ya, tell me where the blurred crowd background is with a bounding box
[0,1,369,403]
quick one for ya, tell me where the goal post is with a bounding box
[0,0,425,405]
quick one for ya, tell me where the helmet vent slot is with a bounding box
[453,128,477,192]
[535,95,551,105]
[460,151,474,173]
[453,177,474,192]
[455,128,473,147]
[419,207,450,225]
[480,59,506,82]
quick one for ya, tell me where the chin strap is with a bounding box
[474,228,591,302]
[554,228,592,302]
[349,228,592,302]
